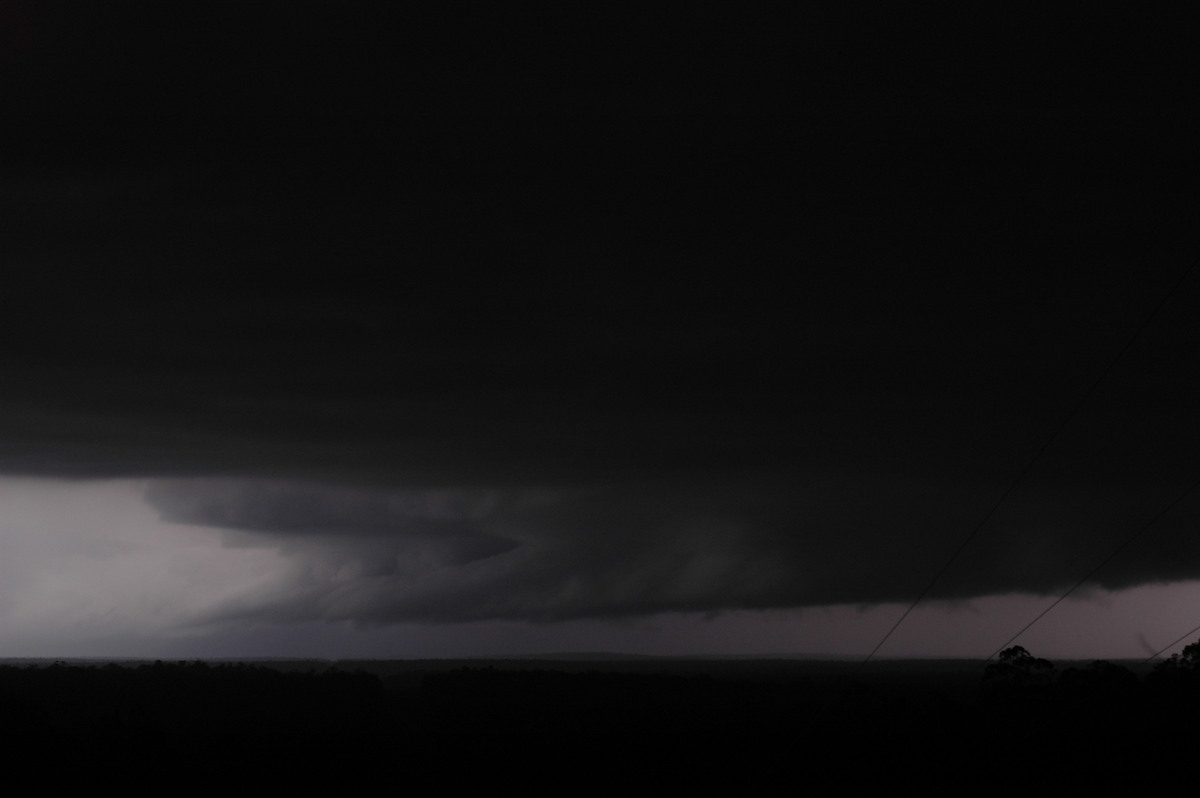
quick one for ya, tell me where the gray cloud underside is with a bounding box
[144,473,1200,626]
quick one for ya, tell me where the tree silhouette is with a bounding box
[1169,640,1200,671]
[1150,638,1200,684]
[983,646,1056,693]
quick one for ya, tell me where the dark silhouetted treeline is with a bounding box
[0,659,382,743]
[4,649,1200,790]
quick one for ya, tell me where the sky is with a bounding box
[2,5,1199,660]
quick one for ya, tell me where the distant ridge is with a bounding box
[468,651,861,662]
[0,653,1149,667]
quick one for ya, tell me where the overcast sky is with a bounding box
[2,5,1199,660]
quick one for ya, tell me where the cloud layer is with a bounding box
[3,7,1200,646]
[143,469,1200,627]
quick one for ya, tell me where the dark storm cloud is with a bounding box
[5,6,1200,623]
[146,478,520,565]
[142,469,1200,626]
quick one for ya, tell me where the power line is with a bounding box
[982,474,1200,665]
[858,256,1199,669]
[1139,620,1200,671]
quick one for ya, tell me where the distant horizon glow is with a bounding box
[2,476,1197,663]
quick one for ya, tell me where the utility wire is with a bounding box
[858,256,1198,670]
[1139,620,1200,670]
[982,474,1200,665]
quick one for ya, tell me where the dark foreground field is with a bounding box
[2,651,1198,792]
